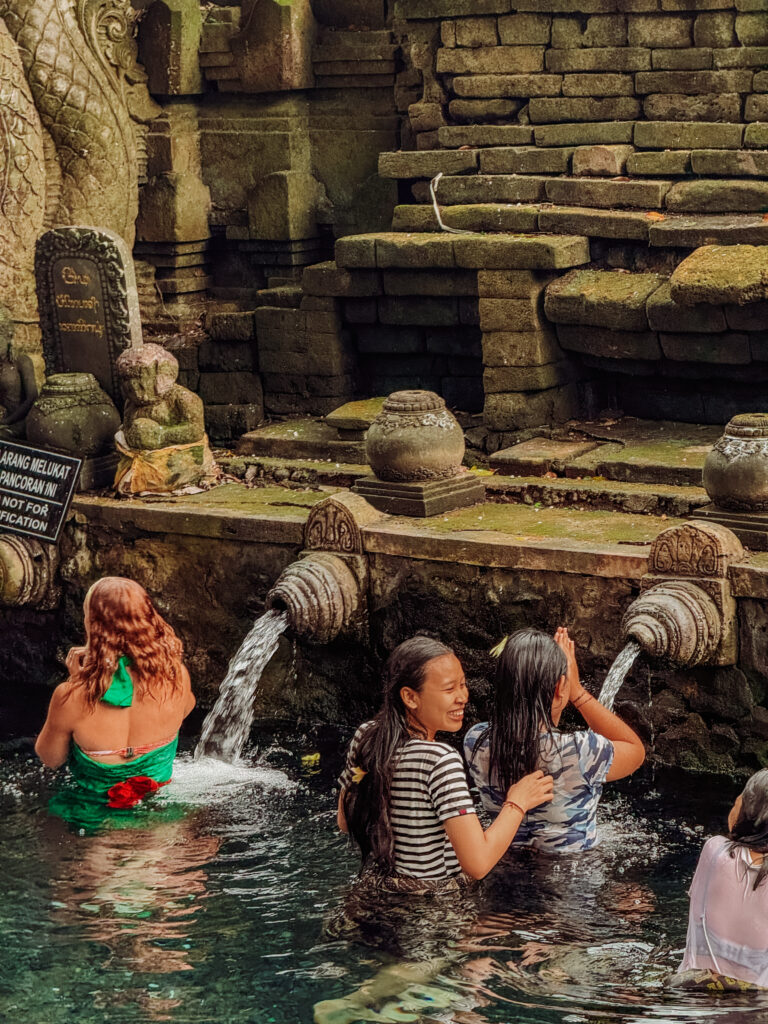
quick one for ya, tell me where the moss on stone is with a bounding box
[671,244,768,306]
[408,501,682,545]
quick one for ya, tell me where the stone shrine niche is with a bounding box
[34,227,142,406]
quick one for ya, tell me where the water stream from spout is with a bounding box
[195,609,289,762]
[598,639,642,711]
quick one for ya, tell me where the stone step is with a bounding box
[392,204,540,234]
[334,231,590,271]
[486,473,708,519]
[393,204,768,246]
[647,213,768,248]
[433,173,673,209]
[554,418,721,488]
[545,269,666,332]
[255,286,303,309]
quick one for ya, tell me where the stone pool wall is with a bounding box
[5,495,768,778]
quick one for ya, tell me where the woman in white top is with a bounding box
[676,768,768,990]
[337,635,554,888]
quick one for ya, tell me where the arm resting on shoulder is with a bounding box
[443,804,526,880]
[35,684,77,768]
[444,769,554,879]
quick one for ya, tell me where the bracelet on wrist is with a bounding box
[573,692,594,709]
[503,799,525,817]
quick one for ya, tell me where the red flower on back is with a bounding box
[107,775,165,809]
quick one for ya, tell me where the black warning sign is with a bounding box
[0,440,81,543]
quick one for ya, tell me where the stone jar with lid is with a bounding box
[703,413,768,511]
[365,390,465,483]
[26,372,120,457]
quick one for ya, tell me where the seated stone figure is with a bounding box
[114,343,214,494]
[0,307,39,439]
[118,343,204,450]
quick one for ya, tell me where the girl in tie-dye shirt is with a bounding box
[464,627,645,854]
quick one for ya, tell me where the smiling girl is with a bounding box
[337,636,553,889]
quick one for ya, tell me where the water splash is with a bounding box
[598,640,642,711]
[172,753,293,805]
[195,609,289,762]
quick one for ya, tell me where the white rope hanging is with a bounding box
[429,172,475,235]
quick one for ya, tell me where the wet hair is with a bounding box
[727,769,768,890]
[475,628,567,794]
[69,577,184,706]
[342,635,454,873]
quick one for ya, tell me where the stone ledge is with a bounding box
[378,149,478,178]
[71,492,308,545]
[545,269,665,331]
[392,204,540,234]
[335,232,590,270]
[670,244,768,305]
[648,213,768,247]
[361,516,653,579]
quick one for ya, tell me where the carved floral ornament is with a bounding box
[77,0,141,99]
[305,498,362,554]
[304,492,384,554]
[649,522,744,580]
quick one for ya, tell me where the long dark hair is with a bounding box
[478,628,567,794]
[728,769,768,890]
[342,635,453,872]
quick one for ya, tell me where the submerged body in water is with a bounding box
[35,577,195,830]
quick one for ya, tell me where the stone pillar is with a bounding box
[479,270,578,447]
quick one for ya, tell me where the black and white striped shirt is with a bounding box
[340,722,476,878]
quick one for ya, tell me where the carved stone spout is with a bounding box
[265,551,363,643]
[621,521,743,668]
[264,492,383,643]
[622,580,721,667]
[0,535,59,608]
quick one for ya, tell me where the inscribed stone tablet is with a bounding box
[35,227,142,404]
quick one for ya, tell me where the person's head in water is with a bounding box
[727,769,768,889]
[342,635,467,871]
[75,577,184,704]
[482,628,568,794]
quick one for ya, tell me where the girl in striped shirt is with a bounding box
[337,635,553,888]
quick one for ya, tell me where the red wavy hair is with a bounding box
[70,577,184,706]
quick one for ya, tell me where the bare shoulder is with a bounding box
[47,680,86,721]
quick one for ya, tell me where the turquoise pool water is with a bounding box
[1,740,766,1024]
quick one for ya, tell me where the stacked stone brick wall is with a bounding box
[303,0,768,435]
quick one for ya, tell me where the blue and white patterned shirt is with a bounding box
[463,723,614,853]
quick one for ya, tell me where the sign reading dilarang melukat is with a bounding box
[0,440,81,543]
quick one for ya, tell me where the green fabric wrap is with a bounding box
[48,736,180,833]
[101,655,133,707]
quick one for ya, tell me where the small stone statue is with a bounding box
[114,342,214,494]
[117,342,204,449]
[0,307,39,439]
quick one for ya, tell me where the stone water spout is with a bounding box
[622,579,722,668]
[266,550,364,644]
[620,522,743,668]
[265,492,383,643]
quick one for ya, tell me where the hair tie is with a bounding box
[490,636,509,658]
[350,766,367,784]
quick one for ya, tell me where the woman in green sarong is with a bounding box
[36,577,195,831]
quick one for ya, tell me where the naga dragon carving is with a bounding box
[0,0,147,356]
